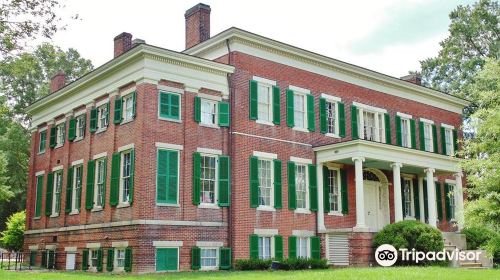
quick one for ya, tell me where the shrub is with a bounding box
[235,258,329,270]
[308,258,329,269]
[234,259,272,270]
[0,211,25,251]
[373,220,444,265]
[462,226,496,250]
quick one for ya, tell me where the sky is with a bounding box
[47,0,476,78]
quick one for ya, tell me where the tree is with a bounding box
[0,43,93,122]
[461,59,500,233]
[419,0,499,101]
[0,0,65,55]
[0,211,25,251]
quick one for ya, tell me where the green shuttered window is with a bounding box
[85,160,95,210]
[306,94,315,132]
[39,131,46,153]
[436,182,443,221]
[249,234,259,259]
[413,178,420,219]
[220,247,232,270]
[410,119,417,149]
[395,115,402,146]
[249,80,280,125]
[385,113,391,144]
[114,97,122,124]
[219,101,230,127]
[286,90,294,127]
[351,105,358,139]
[340,169,348,214]
[274,159,282,209]
[288,236,297,259]
[65,166,73,213]
[287,161,296,210]
[157,149,179,205]
[89,108,98,133]
[274,235,283,260]
[159,92,180,120]
[272,86,281,125]
[45,172,53,216]
[82,249,89,270]
[309,164,318,211]
[249,156,259,208]
[249,80,258,120]
[124,247,132,272]
[34,175,43,217]
[218,156,231,206]
[310,236,320,260]
[110,152,120,206]
[192,153,231,207]
[192,152,201,205]
[106,249,114,272]
[68,118,76,141]
[191,247,201,270]
[49,127,56,148]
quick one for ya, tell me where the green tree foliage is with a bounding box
[0,211,25,251]
[0,43,93,121]
[420,0,499,100]
[461,59,500,233]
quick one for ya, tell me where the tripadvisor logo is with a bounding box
[375,244,482,267]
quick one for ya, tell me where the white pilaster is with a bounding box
[425,168,437,227]
[455,172,465,230]
[317,163,326,232]
[352,157,367,231]
[391,162,403,222]
[418,176,425,223]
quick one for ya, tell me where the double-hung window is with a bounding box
[295,164,308,209]
[97,104,108,131]
[258,236,272,260]
[293,93,306,129]
[326,101,337,134]
[52,170,63,215]
[297,237,309,258]
[94,158,106,208]
[201,99,218,126]
[444,128,453,155]
[72,165,83,212]
[75,115,85,140]
[200,248,218,269]
[355,104,386,143]
[120,151,132,203]
[90,249,99,268]
[363,111,376,141]
[258,159,273,207]
[200,155,217,204]
[423,122,433,152]
[328,168,341,213]
[401,118,411,148]
[257,83,272,123]
[38,130,46,153]
[55,123,65,147]
[403,178,414,218]
[115,248,126,268]
[122,94,134,122]
[448,184,456,220]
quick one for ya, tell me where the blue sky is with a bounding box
[48,0,476,77]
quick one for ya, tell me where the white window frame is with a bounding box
[199,153,218,207]
[444,127,454,155]
[297,237,310,259]
[96,103,108,132]
[295,163,309,211]
[327,167,342,215]
[356,104,386,143]
[398,115,412,148]
[51,170,63,216]
[324,96,340,137]
[200,247,219,270]
[200,98,218,127]
[93,157,106,210]
[89,249,99,270]
[258,235,274,260]
[446,182,457,221]
[293,91,308,131]
[422,121,434,152]
[122,94,134,123]
[55,123,65,148]
[114,248,126,271]
[256,82,273,125]
[119,150,132,207]
[402,177,415,219]
[75,114,86,141]
[71,164,83,214]
[257,157,275,211]
[38,129,47,154]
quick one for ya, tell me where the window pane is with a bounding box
[201,100,217,125]
[403,179,412,217]
[257,85,271,122]
[296,165,307,209]
[326,102,336,134]
[401,119,409,147]
[328,169,339,212]
[122,152,131,202]
[201,156,216,204]
[259,237,271,259]
[294,94,305,128]
[424,123,432,152]
[363,111,376,141]
[258,160,272,206]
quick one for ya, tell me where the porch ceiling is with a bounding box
[314,140,460,175]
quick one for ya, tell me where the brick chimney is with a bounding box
[114,32,133,58]
[400,73,422,85]
[50,71,66,93]
[185,3,211,49]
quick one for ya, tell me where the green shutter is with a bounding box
[218,155,230,207]
[395,115,402,146]
[45,172,53,216]
[49,127,56,148]
[274,235,283,260]
[219,101,230,127]
[41,250,47,268]
[323,166,330,213]
[48,250,55,269]
[287,161,296,210]
[124,247,132,272]
[194,96,201,122]
[106,248,114,272]
[129,149,135,204]
[89,108,98,133]
[274,159,282,209]
[351,105,358,139]
[413,178,420,219]
[132,91,137,118]
[440,126,447,155]
[445,183,452,221]
[410,119,416,149]
[101,158,107,208]
[35,175,43,217]
[191,247,201,270]
[436,182,443,221]
[319,98,327,134]
[192,152,201,205]
[219,247,232,270]
[309,164,318,211]
[249,80,258,120]
[340,169,348,214]
[167,151,178,204]
[157,150,179,205]
[453,129,458,154]
[105,102,110,126]
[65,166,73,213]
[310,236,320,260]
[288,236,297,259]
[97,248,103,272]
[286,89,294,127]
[68,118,76,141]
[419,121,426,151]
[76,169,82,211]
[29,251,36,266]
[401,178,405,215]
[82,249,89,271]
[249,156,259,208]
[307,94,315,132]
[249,234,259,259]
[423,180,429,220]
[385,113,391,144]
[272,86,281,125]
[114,97,123,124]
[339,102,346,137]
[110,152,120,206]
[85,160,95,210]
[432,125,438,153]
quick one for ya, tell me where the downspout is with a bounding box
[225,38,235,251]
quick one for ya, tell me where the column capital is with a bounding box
[351,156,365,163]
[455,172,464,178]
[390,162,403,169]
[424,168,436,174]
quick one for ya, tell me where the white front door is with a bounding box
[65,253,75,270]
[364,181,380,231]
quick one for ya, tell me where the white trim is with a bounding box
[65,247,77,252]
[29,245,39,250]
[294,208,312,214]
[95,98,109,107]
[45,245,57,250]
[71,159,84,166]
[445,179,456,184]
[118,143,135,152]
[155,142,183,150]
[38,126,48,132]
[198,204,221,210]
[441,123,455,129]
[257,205,276,212]
[290,156,312,164]
[153,241,183,247]
[92,152,107,160]
[352,102,387,113]
[420,118,434,124]
[252,76,277,86]
[112,241,129,248]
[397,112,413,119]
[85,102,95,109]
[196,241,224,247]
[292,230,315,237]
[288,85,310,94]
[255,119,275,126]
[254,228,278,236]
[86,243,101,249]
[157,85,184,94]
[55,118,66,125]
[120,87,137,97]
[197,92,222,101]
[108,90,119,97]
[35,170,45,176]
[253,151,277,159]
[293,127,309,133]
[197,147,222,155]
[325,133,340,139]
[52,165,63,172]
[320,93,341,102]
[232,131,312,147]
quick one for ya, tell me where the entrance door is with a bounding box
[364,181,380,231]
[65,253,75,270]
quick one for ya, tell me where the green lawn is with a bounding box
[1,267,499,280]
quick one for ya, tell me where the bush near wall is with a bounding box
[462,226,500,264]
[235,258,329,270]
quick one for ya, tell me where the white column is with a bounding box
[391,162,403,222]
[425,168,437,227]
[418,176,425,223]
[352,157,367,231]
[317,163,326,232]
[455,172,465,231]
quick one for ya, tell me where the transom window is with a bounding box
[297,237,308,258]
[423,122,433,152]
[326,101,337,134]
[56,123,65,147]
[328,169,341,212]
[257,84,272,122]
[401,118,411,148]
[200,155,217,204]
[121,151,132,203]
[123,94,134,122]
[97,104,108,131]
[76,115,85,140]
[94,159,106,208]
[201,99,217,126]
[403,178,413,218]
[72,165,83,212]
[294,94,306,129]
[201,248,217,268]
[52,170,63,215]
[258,236,272,260]
[115,249,125,268]
[444,128,453,155]
[295,164,307,209]
[258,159,273,207]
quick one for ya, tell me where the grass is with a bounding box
[0,267,499,280]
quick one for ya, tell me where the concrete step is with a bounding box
[459,262,483,268]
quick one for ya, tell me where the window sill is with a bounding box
[156,203,180,207]
[327,211,344,216]
[33,216,41,220]
[69,210,80,215]
[294,208,311,214]
[255,120,275,126]
[95,128,107,134]
[325,133,340,138]
[199,203,220,209]
[120,119,134,125]
[199,123,220,129]
[117,202,130,208]
[257,206,276,212]
[73,137,84,143]
[49,213,59,218]
[292,127,309,133]
[113,268,125,273]
[158,116,182,123]
[54,144,64,149]
[91,207,103,212]
[37,151,46,156]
